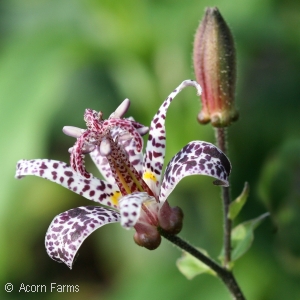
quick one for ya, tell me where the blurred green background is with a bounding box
[1,0,300,299]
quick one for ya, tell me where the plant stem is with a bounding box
[159,228,245,300]
[215,127,232,268]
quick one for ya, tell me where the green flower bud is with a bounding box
[193,7,238,127]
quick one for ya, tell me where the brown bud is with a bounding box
[193,7,238,127]
[158,201,184,235]
[133,223,161,250]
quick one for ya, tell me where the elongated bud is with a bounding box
[193,7,238,127]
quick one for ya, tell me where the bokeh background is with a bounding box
[1,0,300,299]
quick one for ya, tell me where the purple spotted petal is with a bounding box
[15,159,121,208]
[45,206,120,268]
[143,80,202,197]
[159,141,231,202]
[119,192,157,229]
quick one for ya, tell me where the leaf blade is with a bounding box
[176,249,216,280]
[231,212,270,261]
[228,182,250,221]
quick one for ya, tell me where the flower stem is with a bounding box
[215,127,232,268]
[159,228,245,300]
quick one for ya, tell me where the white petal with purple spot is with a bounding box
[15,159,120,208]
[45,206,120,268]
[119,192,156,229]
[159,141,231,202]
[143,80,202,197]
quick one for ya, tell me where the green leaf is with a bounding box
[228,182,250,220]
[176,249,216,280]
[231,212,270,261]
[218,212,270,264]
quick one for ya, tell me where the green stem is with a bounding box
[215,127,232,268]
[159,228,245,300]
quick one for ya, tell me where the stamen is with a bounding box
[100,138,112,156]
[63,126,84,138]
[136,126,149,135]
[110,98,130,119]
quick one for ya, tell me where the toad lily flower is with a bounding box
[15,80,231,269]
